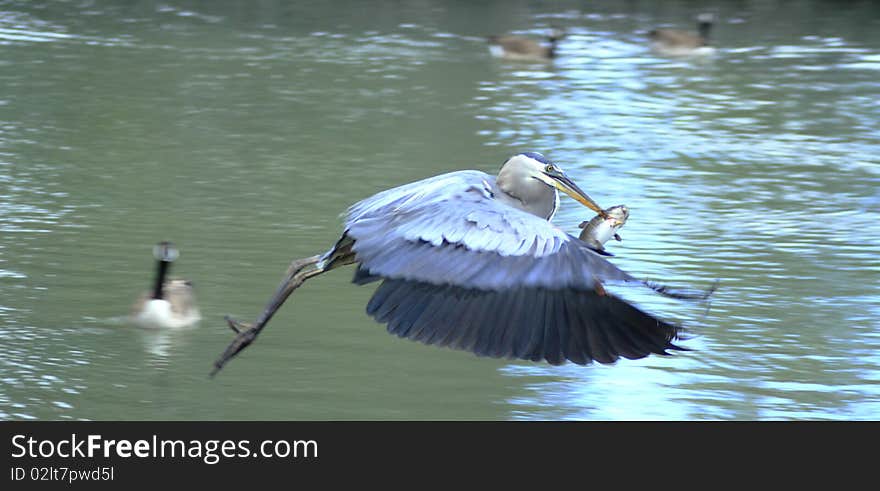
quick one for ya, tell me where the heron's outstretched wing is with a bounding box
[346,171,632,290]
[348,171,556,257]
[368,279,683,365]
[344,170,683,365]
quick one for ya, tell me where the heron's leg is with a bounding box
[211,240,357,377]
[224,254,323,334]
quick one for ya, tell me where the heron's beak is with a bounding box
[547,172,607,217]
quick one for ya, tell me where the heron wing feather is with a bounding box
[369,278,683,365]
[346,169,685,365]
[345,170,635,290]
[346,170,564,257]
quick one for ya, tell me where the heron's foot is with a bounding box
[224,315,252,334]
[208,249,346,378]
[210,317,261,378]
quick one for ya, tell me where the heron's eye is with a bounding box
[545,164,557,174]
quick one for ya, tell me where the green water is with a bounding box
[1,0,878,420]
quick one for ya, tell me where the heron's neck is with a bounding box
[152,261,170,299]
[495,182,558,220]
[548,189,560,220]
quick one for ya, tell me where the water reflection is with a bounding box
[137,326,198,365]
[470,4,880,420]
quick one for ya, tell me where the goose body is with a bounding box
[131,242,200,329]
[487,29,563,61]
[649,14,716,56]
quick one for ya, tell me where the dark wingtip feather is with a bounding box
[363,279,690,366]
[353,266,381,285]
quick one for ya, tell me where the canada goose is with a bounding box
[487,28,564,61]
[131,241,201,329]
[648,13,716,56]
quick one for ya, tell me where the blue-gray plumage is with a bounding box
[212,152,706,376]
[346,173,629,290]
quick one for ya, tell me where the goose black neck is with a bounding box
[698,21,712,42]
[548,37,558,58]
[152,260,170,299]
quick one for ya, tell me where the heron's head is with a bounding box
[497,152,606,216]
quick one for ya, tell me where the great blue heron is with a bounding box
[487,29,565,61]
[211,152,712,376]
[131,241,201,329]
[648,13,716,56]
